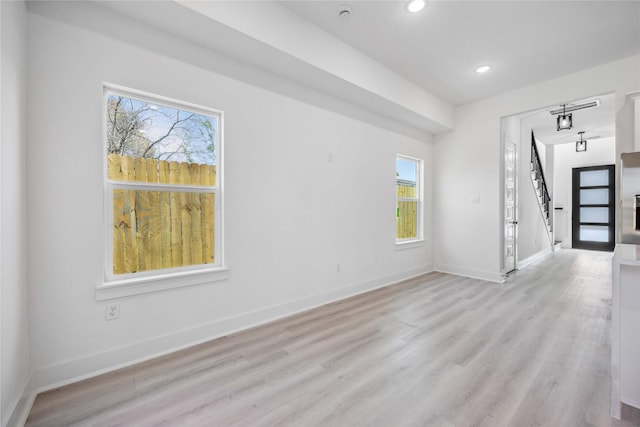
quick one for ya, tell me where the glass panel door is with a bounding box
[572,165,615,251]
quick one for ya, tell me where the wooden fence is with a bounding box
[396,181,417,239]
[108,154,216,275]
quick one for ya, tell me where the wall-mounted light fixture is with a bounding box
[576,131,587,152]
[556,104,573,131]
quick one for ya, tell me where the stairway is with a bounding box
[530,133,552,234]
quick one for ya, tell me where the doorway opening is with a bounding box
[500,92,616,275]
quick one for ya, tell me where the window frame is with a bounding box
[98,84,227,300]
[395,154,424,247]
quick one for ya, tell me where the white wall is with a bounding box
[434,54,640,281]
[27,10,433,390]
[1,1,33,425]
[553,137,616,248]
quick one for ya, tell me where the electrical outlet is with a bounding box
[336,263,341,273]
[105,302,120,320]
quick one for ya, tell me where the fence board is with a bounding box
[199,164,208,186]
[122,155,134,182]
[135,157,148,183]
[108,153,122,181]
[159,191,172,269]
[123,189,138,272]
[146,158,158,183]
[190,192,203,265]
[159,160,169,184]
[169,161,180,185]
[178,163,192,266]
[202,194,214,264]
[148,191,162,271]
[170,191,183,269]
[135,190,152,271]
[112,190,126,274]
[396,184,416,198]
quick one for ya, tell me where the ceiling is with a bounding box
[280,1,640,106]
[31,0,640,137]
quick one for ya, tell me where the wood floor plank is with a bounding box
[26,249,640,426]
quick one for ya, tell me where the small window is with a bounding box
[102,86,224,293]
[396,155,422,243]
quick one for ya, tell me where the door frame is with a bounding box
[571,164,615,251]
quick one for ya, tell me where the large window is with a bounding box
[100,86,224,297]
[396,155,422,243]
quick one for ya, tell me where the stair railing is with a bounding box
[530,132,552,234]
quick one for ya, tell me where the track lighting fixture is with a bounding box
[551,99,600,132]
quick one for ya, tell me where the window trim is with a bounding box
[395,154,424,246]
[100,83,226,299]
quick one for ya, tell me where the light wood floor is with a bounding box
[27,249,640,426]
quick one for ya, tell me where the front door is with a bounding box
[572,165,615,251]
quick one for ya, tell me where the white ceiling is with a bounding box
[32,0,640,137]
[280,1,640,106]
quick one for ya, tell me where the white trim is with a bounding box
[97,267,230,300]
[396,154,424,243]
[434,264,504,283]
[101,83,226,298]
[103,83,224,117]
[612,246,622,419]
[621,398,640,412]
[35,265,433,392]
[4,371,35,427]
[516,247,553,270]
[395,239,425,250]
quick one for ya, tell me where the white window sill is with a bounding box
[395,239,425,251]
[97,267,230,300]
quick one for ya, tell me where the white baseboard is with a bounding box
[433,264,504,283]
[34,265,433,393]
[4,371,35,427]
[516,247,552,270]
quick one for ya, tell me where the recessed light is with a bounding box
[407,0,426,13]
[476,65,491,74]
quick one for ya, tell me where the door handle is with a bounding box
[511,221,518,225]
